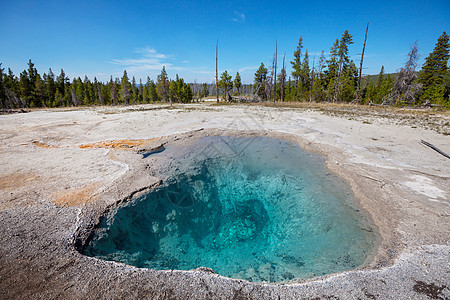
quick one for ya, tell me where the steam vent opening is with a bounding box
[84,136,379,283]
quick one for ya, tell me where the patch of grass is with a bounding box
[233,101,450,135]
[99,105,179,114]
[177,107,216,113]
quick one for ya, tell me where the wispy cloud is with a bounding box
[195,70,214,75]
[231,11,246,23]
[307,51,326,57]
[134,46,171,59]
[238,66,258,72]
[109,47,187,73]
[109,46,217,82]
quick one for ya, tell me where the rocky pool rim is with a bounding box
[72,129,393,285]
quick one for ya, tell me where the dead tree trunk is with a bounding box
[281,53,286,102]
[273,41,277,102]
[421,140,450,159]
[216,39,219,103]
[310,56,315,102]
[270,57,274,101]
[356,22,369,104]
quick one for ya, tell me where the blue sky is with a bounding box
[1,0,449,84]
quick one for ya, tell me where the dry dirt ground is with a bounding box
[0,103,449,299]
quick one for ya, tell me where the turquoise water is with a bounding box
[85,136,379,282]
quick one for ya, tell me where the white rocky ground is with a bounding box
[0,103,449,299]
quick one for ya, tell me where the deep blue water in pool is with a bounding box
[85,136,379,282]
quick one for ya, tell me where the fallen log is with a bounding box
[230,96,262,103]
[421,140,450,159]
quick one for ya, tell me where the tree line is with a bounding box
[1,31,449,109]
[217,30,449,107]
[0,65,194,109]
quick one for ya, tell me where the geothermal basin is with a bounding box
[84,136,379,282]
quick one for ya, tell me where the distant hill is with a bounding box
[362,72,399,85]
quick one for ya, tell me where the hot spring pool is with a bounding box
[84,136,379,282]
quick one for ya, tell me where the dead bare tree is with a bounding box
[387,41,422,105]
[3,87,24,108]
[216,39,219,103]
[273,41,277,102]
[280,53,286,102]
[71,88,79,106]
[356,22,369,104]
[270,58,274,101]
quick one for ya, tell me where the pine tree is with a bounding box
[93,77,103,105]
[34,74,44,107]
[138,79,144,103]
[299,49,310,99]
[311,51,326,102]
[56,69,67,97]
[324,32,356,102]
[365,82,376,103]
[120,70,131,104]
[131,76,137,104]
[84,75,94,105]
[218,70,233,101]
[419,31,450,105]
[277,54,287,102]
[168,80,178,103]
[143,77,150,102]
[291,36,303,82]
[73,77,83,105]
[200,83,209,99]
[340,60,358,101]
[276,69,286,101]
[379,74,393,103]
[334,30,354,102]
[373,66,385,103]
[101,81,111,105]
[148,79,159,102]
[183,83,193,103]
[254,63,268,100]
[27,60,38,106]
[285,77,294,101]
[156,66,169,103]
[19,70,32,107]
[325,40,339,81]
[27,60,37,86]
[54,88,63,107]
[234,72,242,95]
[44,69,56,107]
[375,66,384,88]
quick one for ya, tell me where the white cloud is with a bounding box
[238,66,258,72]
[109,47,178,73]
[134,46,171,59]
[109,46,216,82]
[307,51,326,57]
[231,11,246,23]
[196,70,214,74]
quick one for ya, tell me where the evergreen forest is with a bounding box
[1,31,449,109]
